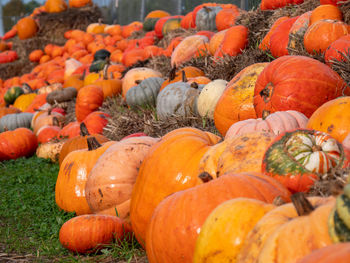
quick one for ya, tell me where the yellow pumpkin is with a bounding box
[13,93,37,112]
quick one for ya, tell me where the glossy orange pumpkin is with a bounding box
[17,17,38,40]
[310,4,343,25]
[75,85,104,122]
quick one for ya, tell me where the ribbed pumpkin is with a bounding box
[193,198,275,263]
[125,77,164,109]
[75,85,104,122]
[254,55,348,118]
[58,122,110,166]
[304,19,349,54]
[122,67,162,99]
[145,173,291,263]
[130,128,221,246]
[225,110,308,139]
[160,66,204,91]
[214,62,268,136]
[13,93,37,112]
[236,194,335,263]
[82,111,109,135]
[37,125,61,144]
[196,79,227,119]
[195,6,223,31]
[307,96,350,143]
[85,136,158,219]
[328,183,350,242]
[0,128,37,161]
[262,129,348,193]
[93,74,122,99]
[215,7,240,31]
[0,112,33,132]
[0,106,21,118]
[209,29,227,55]
[156,82,200,120]
[32,110,65,135]
[4,86,24,105]
[55,137,115,215]
[59,214,131,254]
[297,243,350,263]
[171,35,209,67]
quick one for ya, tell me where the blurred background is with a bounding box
[0,0,262,35]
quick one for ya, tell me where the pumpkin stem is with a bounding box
[80,122,90,137]
[190,82,199,89]
[203,6,212,13]
[81,69,86,80]
[260,82,274,103]
[291,192,314,216]
[198,172,213,183]
[262,110,270,120]
[169,67,176,81]
[52,116,61,127]
[87,137,102,151]
[182,70,187,83]
[103,64,109,80]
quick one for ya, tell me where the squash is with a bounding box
[0,112,33,132]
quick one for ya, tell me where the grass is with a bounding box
[0,156,146,262]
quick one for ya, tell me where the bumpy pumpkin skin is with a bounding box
[59,214,131,254]
[193,198,275,263]
[297,243,350,263]
[214,62,269,136]
[237,196,334,263]
[55,140,115,215]
[254,55,349,118]
[145,173,291,263]
[328,184,350,243]
[130,128,221,247]
[307,96,350,143]
[262,129,346,193]
[288,11,311,52]
[225,110,308,139]
[85,136,159,219]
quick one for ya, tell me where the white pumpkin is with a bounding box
[197,79,227,119]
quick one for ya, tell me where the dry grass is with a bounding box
[329,49,350,87]
[145,55,172,77]
[101,96,219,141]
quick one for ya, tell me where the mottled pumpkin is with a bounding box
[214,62,268,136]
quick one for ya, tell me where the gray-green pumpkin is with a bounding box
[143,18,159,32]
[126,77,164,109]
[4,86,24,105]
[195,6,223,31]
[0,112,33,132]
[156,82,200,120]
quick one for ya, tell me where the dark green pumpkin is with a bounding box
[329,184,350,242]
[93,49,111,61]
[89,60,107,73]
[4,86,24,105]
[143,18,159,32]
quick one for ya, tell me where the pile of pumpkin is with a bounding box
[0,0,350,261]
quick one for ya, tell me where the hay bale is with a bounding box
[157,28,197,49]
[145,55,172,77]
[35,5,102,44]
[330,50,350,87]
[340,0,350,24]
[101,96,219,140]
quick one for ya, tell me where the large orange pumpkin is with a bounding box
[44,0,67,13]
[130,128,221,246]
[214,25,248,58]
[75,85,104,122]
[309,4,343,25]
[146,172,291,263]
[254,55,348,118]
[259,16,289,51]
[214,62,269,136]
[55,137,115,215]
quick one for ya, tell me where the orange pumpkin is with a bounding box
[146,173,291,263]
[122,67,162,98]
[59,214,131,254]
[44,0,67,13]
[310,4,343,25]
[214,25,248,58]
[17,17,38,40]
[69,0,92,8]
[29,49,44,62]
[297,243,350,263]
[55,137,115,215]
[307,96,350,142]
[130,128,221,246]
[214,62,269,136]
[304,19,349,54]
[260,17,290,51]
[215,8,240,31]
[75,85,104,122]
